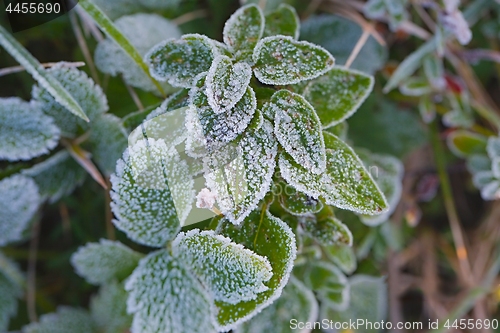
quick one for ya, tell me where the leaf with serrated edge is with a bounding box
[0,98,59,162]
[214,211,296,331]
[146,34,217,88]
[303,67,374,128]
[270,90,326,174]
[172,229,272,304]
[110,139,194,247]
[263,4,300,39]
[125,250,216,333]
[71,239,143,285]
[253,36,335,85]
[90,281,132,333]
[223,4,264,62]
[23,307,96,333]
[206,56,252,114]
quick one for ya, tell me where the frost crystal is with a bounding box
[23,307,96,333]
[110,139,195,247]
[269,90,326,174]
[0,98,59,161]
[71,239,143,285]
[205,56,252,114]
[253,36,335,85]
[196,188,217,209]
[172,229,273,304]
[0,175,40,246]
[90,281,132,333]
[125,250,216,333]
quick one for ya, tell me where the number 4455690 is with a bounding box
[444,319,498,330]
[6,2,61,14]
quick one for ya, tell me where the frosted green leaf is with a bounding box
[302,216,353,246]
[172,229,273,304]
[32,64,108,137]
[467,154,491,174]
[324,244,357,274]
[95,13,181,92]
[269,90,326,174]
[0,175,40,246]
[205,120,277,225]
[280,133,388,215]
[263,4,300,39]
[423,56,446,89]
[357,150,404,226]
[23,307,95,333]
[146,34,217,88]
[110,139,194,247]
[447,130,487,158]
[88,114,128,176]
[279,184,323,216]
[364,0,386,19]
[399,77,432,96]
[443,109,474,129]
[480,180,500,200]
[253,36,335,85]
[385,0,408,30]
[472,171,495,190]
[303,67,374,128]
[125,250,215,333]
[0,98,59,161]
[71,239,143,285]
[214,211,297,331]
[236,277,318,333]
[90,281,132,333]
[22,151,86,203]
[0,253,24,332]
[486,136,500,159]
[304,261,349,311]
[223,4,264,62]
[419,94,436,124]
[240,0,283,13]
[325,121,349,140]
[206,56,252,114]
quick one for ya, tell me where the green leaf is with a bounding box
[280,132,388,215]
[214,211,297,331]
[90,281,132,333]
[304,261,350,311]
[304,67,374,128]
[146,34,217,88]
[486,136,500,159]
[447,130,487,158]
[0,98,59,161]
[0,175,40,246]
[269,90,326,174]
[88,114,128,176]
[24,307,96,333]
[467,154,490,174]
[172,229,272,304]
[235,277,318,333]
[302,216,353,246]
[71,239,143,285]
[94,13,181,93]
[110,139,194,247]
[263,4,300,39]
[206,56,252,114]
[205,120,277,225]
[279,184,323,216]
[79,0,164,94]
[364,0,386,19]
[399,77,432,96]
[125,250,216,333]
[423,55,446,89]
[0,253,24,332]
[223,4,264,62]
[22,151,86,203]
[324,244,357,274]
[0,26,89,121]
[253,36,335,85]
[32,64,108,137]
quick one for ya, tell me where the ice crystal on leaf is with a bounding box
[263,4,300,39]
[213,211,296,331]
[268,89,326,174]
[0,98,59,162]
[223,4,264,62]
[172,229,273,304]
[302,216,353,246]
[303,67,374,128]
[71,239,143,285]
[253,36,335,85]
[0,175,40,246]
[196,188,217,209]
[110,139,194,247]
[125,250,215,333]
[205,56,252,114]
[146,34,217,88]
[90,281,132,333]
[24,307,96,333]
[279,183,323,216]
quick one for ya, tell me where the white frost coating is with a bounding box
[90,281,131,333]
[271,90,326,174]
[23,306,95,333]
[303,66,374,128]
[441,1,472,45]
[253,36,335,85]
[145,89,189,121]
[32,64,108,137]
[205,56,252,114]
[110,139,195,247]
[0,175,40,247]
[22,150,86,203]
[0,98,59,161]
[172,229,273,304]
[205,120,277,225]
[125,250,216,333]
[71,239,143,285]
[487,137,500,159]
[95,13,181,92]
[196,188,217,209]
